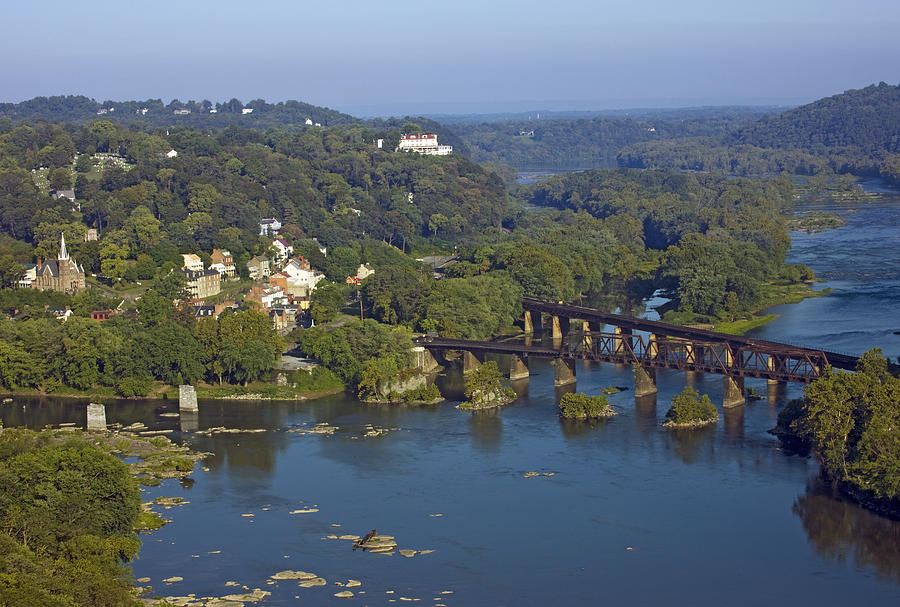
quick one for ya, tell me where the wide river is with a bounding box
[2,183,899,606]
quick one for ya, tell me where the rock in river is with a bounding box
[270,570,318,580]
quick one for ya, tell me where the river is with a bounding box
[2,183,899,606]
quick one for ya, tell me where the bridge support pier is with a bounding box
[509,354,530,381]
[614,327,632,354]
[554,358,576,386]
[634,366,658,397]
[550,315,569,340]
[582,322,592,349]
[412,346,441,373]
[648,333,658,358]
[523,310,534,334]
[723,376,745,408]
[766,356,779,386]
[462,350,484,374]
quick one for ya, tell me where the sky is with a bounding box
[3,0,899,115]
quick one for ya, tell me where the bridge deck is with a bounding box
[416,331,827,383]
[522,297,858,371]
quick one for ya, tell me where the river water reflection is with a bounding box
[2,185,899,606]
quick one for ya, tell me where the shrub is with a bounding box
[663,387,719,427]
[116,375,152,397]
[558,392,615,419]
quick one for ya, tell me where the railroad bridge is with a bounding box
[413,297,859,408]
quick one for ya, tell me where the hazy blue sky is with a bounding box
[3,0,898,114]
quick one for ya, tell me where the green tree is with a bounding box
[422,273,522,339]
[786,349,900,499]
[309,282,346,324]
[664,386,719,426]
[0,255,23,288]
[48,167,72,191]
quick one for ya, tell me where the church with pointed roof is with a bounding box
[33,233,86,294]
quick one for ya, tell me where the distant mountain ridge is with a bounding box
[0,95,361,130]
[730,82,900,154]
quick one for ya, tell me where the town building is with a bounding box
[268,271,289,292]
[397,133,452,156]
[269,308,291,332]
[181,268,221,299]
[210,249,236,278]
[51,190,76,203]
[246,284,285,310]
[259,218,282,236]
[83,229,98,242]
[19,264,37,288]
[90,309,116,322]
[192,305,216,318]
[181,253,204,272]
[280,257,325,297]
[32,234,85,294]
[272,238,292,262]
[247,255,271,280]
[356,263,375,281]
[48,306,73,321]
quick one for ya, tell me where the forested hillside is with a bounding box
[0,95,359,130]
[449,108,771,169]
[619,83,900,183]
[731,82,900,153]
[0,118,509,270]
[513,169,799,317]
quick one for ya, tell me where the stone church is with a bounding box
[33,233,86,294]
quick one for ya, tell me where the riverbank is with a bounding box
[710,281,829,335]
[1,370,347,403]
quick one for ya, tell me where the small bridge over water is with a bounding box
[413,298,860,408]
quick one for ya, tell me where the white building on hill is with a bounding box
[398,133,452,156]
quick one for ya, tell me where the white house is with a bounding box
[166,149,178,158]
[281,258,325,293]
[259,218,282,236]
[242,108,254,114]
[181,253,204,272]
[272,238,293,261]
[19,264,37,288]
[356,263,375,280]
[305,118,313,125]
[398,133,452,155]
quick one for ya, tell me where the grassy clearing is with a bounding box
[713,314,778,335]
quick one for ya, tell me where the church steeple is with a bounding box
[59,232,69,260]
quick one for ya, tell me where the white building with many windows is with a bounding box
[397,133,452,156]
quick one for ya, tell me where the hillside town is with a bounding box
[15,229,373,334]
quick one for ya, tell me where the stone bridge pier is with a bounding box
[509,354,530,380]
[554,357,576,386]
[550,315,570,340]
[412,346,441,373]
[179,385,199,413]
[634,366,658,397]
[723,376,745,408]
[462,350,484,374]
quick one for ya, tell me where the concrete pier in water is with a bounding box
[86,403,107,432]
[179,385,199,413]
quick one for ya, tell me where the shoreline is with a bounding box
[711,282,828,335]
[0,386,347,403]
